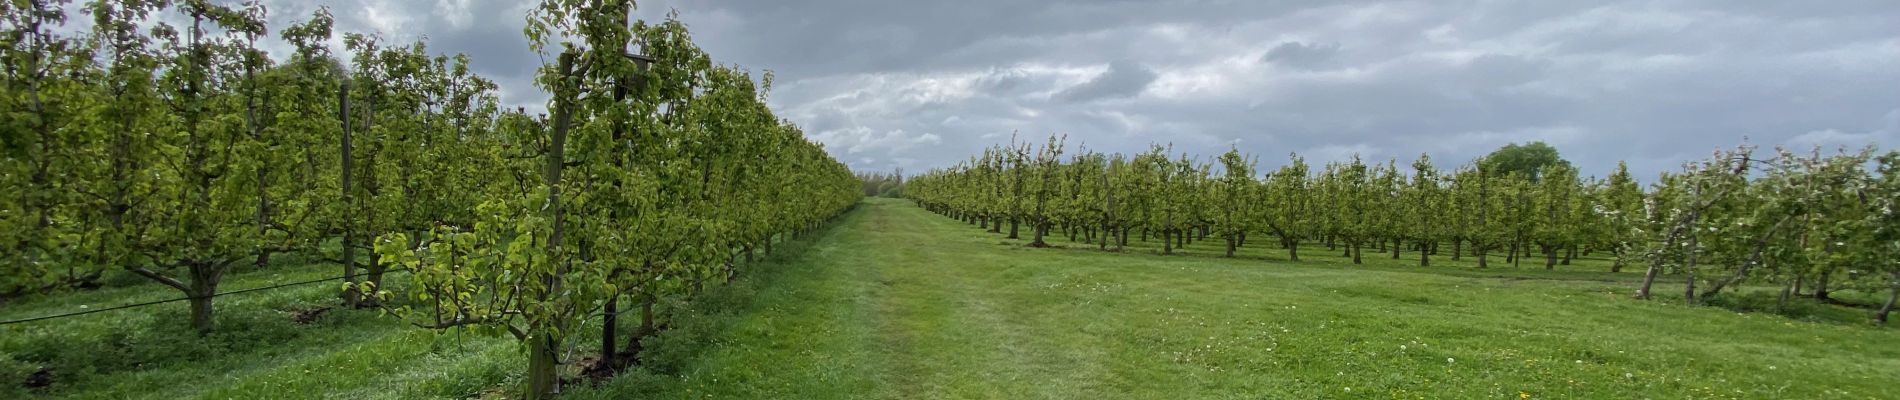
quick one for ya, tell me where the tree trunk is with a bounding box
[249,61,270,272]
[339,83,359,308]
[1814,269,1832,300]
[1477,248,1488,268]
[1637,208,1699,300]
[184,262,224,334]
[1451,239,1462,261]
[254,171,270,270]
[254,248,271,270]
[619,293,657,356]
[1351,243,1363,264]
[1391,238,1401,259]
[1163,230,1173,254]
[1683,231,1699,305]
[1634,263,1662,300]
[1545,245,1557,270]
[1419,241,1430,267]
[1562,244,1575,265]
[527,335,560,399]
[1684,272,1697,305]
[640,295,656,337]
[1008,218,1020,239]
[341,237,359,307]
[525,53,574,400]
[366,258,388,305]
[188,284,215,334]
[601,296,618,367]
[1778,278,1798,308]
[1876,277,1898,325]
[1287,238,1299,262]
[1224,236,1236,257]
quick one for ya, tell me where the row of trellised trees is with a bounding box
[1,0,860,397]
[906,136,1900,324]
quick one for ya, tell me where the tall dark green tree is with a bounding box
[1482,141,1571,181]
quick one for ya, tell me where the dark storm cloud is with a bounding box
[132,0,1900,178]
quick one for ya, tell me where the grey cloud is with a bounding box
[975,67,1036,93]
[1054,61,1157,103]
[634,0,1401,78]
[1462,54,1545,86]
[1262,41,1340,70]
[574,1,1900,176]
[93,0,1899,177]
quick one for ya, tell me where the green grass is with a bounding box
[5,198,1896,398]
[0,254,525,399]
[574,198,1898,399]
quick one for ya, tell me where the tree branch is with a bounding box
[126,267,189,292]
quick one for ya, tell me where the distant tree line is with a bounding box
[906,137,1900,324]
[857,168,905,197]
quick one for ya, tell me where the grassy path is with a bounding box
[598,198,1899,399]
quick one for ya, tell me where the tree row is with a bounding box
[905,137,1900,323]
[2,1,861,397]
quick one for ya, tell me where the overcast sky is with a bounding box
[141,0,1900,179]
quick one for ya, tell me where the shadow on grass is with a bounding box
[1702,290,1891,326]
